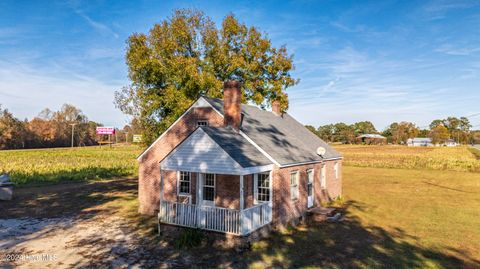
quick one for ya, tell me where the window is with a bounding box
[307,169,314,197]
[178,171,190,194]
[290,171,299,201]
[334,162,339,179]
[197,120,208,127]
[255,173,271,203]
[321,164,327,189]
[203,173,215,201]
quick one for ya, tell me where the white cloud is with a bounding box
[74,9,119,39]
[435,44,480,56]
[422,0,480,20]
[0,60,129,126]
[287,45,480,130]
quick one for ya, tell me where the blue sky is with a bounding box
[1,0,479,130]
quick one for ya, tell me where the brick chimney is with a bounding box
[223,80,242,130]
[272,100,281,116]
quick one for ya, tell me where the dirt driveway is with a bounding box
[0,179,238,268]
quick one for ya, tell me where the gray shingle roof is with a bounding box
[202,96,342,166]
[200,126,272,168]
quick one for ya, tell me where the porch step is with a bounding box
[306,207,338,223]
[307,207,337,217]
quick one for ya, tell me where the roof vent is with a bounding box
[316,146,326,156]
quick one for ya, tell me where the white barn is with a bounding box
[407,138,433,147]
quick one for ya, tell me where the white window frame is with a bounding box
[307,169,314,193]
[177,171,191,196]
[290,171,299,201]
[202,173,216,203]
[307,168,314,208]
[254,172,272,204]
[321,164,327,189]
[334,162,339,180]
[197,120,208,127]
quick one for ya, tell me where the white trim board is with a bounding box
[279,157,343,168]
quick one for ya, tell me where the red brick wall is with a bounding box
[244,174,254,208]
[215,174,240,209]
[325,160,342,200]
[138,107,224,215]
[272,159,343,226]
[160,172,253,210]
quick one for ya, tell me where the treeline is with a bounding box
[306,117,480,145]
[0,104,142,150]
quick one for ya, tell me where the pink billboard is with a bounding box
[96,127,115,135]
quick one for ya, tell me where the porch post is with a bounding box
[240,175,244,211]
[240,174,245,235]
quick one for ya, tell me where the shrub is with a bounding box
[327,195,345,207]
[174,228,205,249]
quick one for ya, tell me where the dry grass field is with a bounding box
[335,145,480,172]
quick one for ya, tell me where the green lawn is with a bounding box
[0,145,142,185]
[246,166,480,268]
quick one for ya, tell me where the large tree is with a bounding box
[333,123,356,144]
[317,124,335,142]
[429,116,471,144]
[353,121,377,136]
[115,9,298,145]
[383,122,419,144]
[0,105,30,149]
[429,125,450,144]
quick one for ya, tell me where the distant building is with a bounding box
[407,138,458,147]
[357,134,387,145]
[444,139,458,147]
[407,138,433,147]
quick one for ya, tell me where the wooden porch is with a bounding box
[159,200,272,235]
[158,126,275,235]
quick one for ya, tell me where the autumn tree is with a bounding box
[429,119,444,130]
[429,125,450,144]
[429,117,471,144]
[115,9,298,145]
[383,122,419,144]
[0,105,30,149]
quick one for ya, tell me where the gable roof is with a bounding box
[160,127,272,175]
[200,126,272,167]
[202,96,342,166]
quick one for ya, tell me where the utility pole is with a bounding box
[125,132,129,144]
[70,123,77,148]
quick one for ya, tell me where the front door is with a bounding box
[200,173,215,207]
[307,169,314,208]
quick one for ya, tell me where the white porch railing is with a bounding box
[159,201,272,235]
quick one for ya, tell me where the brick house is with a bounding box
[137,81,342,236]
